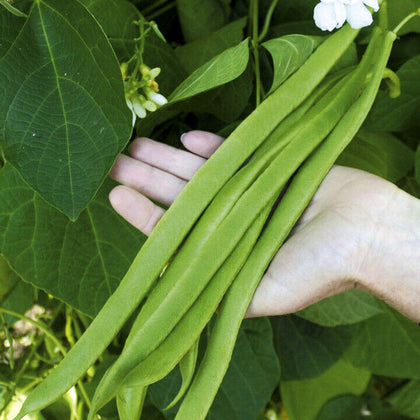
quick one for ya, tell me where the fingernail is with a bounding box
[180,132,187,143]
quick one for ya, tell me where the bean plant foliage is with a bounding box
[0,0,419,419]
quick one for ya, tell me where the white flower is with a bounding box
[132,97,147,119]
[144,87,168,107]
[314,0,379,31]
[126,99,137,127]
[148,91,168,106]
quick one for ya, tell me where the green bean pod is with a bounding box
[87,75,354,415]
[15,25,359,420]
[89,50,374,416]
[174,28,394,420]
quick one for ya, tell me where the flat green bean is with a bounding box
[89,52,372,416]
[15,24,359,420]
[174,28,394,420]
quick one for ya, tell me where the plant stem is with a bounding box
[258,0,279,42]
[392,8,420,35]
[0,306,93,413]
[250,0,262,107]
[0,306,62,412]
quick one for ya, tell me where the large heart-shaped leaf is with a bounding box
[0,0,132,220]
[297,290,385,327]
[176,0,229,43]
[387,380,420,419]
[280,358,370,420]
[346,306,420,378]
[271,315,357,380]
[0,164,146,316]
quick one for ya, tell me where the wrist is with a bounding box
[357,185,420,320]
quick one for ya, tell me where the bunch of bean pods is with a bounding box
[16,23,397,420]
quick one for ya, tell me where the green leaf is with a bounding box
[271,315,357,380]
[176,0,229,43]
[149,318,280,420]
[366,54,420,132]
[0,0,132,220]
[346,307,420,379]
[0,164,146,316]
[262,35,319,93]
[388,0,420,35]
[80,0,140,62]
[0,2,28,59]
[337,130,415,183]
[297,290,384,327]
[0,269,35,325]
[387,380,420,419]
[169,39,250,103]
[270,0,319,23]
[188,63,253,123]
[316,395,363,420]
[280,359,370,420]
[175,17,247,73]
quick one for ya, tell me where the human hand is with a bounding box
[109,131,420,321]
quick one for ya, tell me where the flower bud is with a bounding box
[145,87,167,106]
[132,97,147,119]
[137,94,157,112]
[140,64,151,77]
[125,98,137,126]
[120,62,128,79]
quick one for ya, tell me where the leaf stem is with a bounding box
[392,8,420,35]
[250,0,262,107]
[258,0,280,42]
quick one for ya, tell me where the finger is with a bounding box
[129,137,207,181]
[109,154,186,207]
[109,185,165,236]
[180,130,224,158]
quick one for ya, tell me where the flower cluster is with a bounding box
[121,63,168,126]
[314,0,379,32]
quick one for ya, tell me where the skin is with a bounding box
[109,130,420,322]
